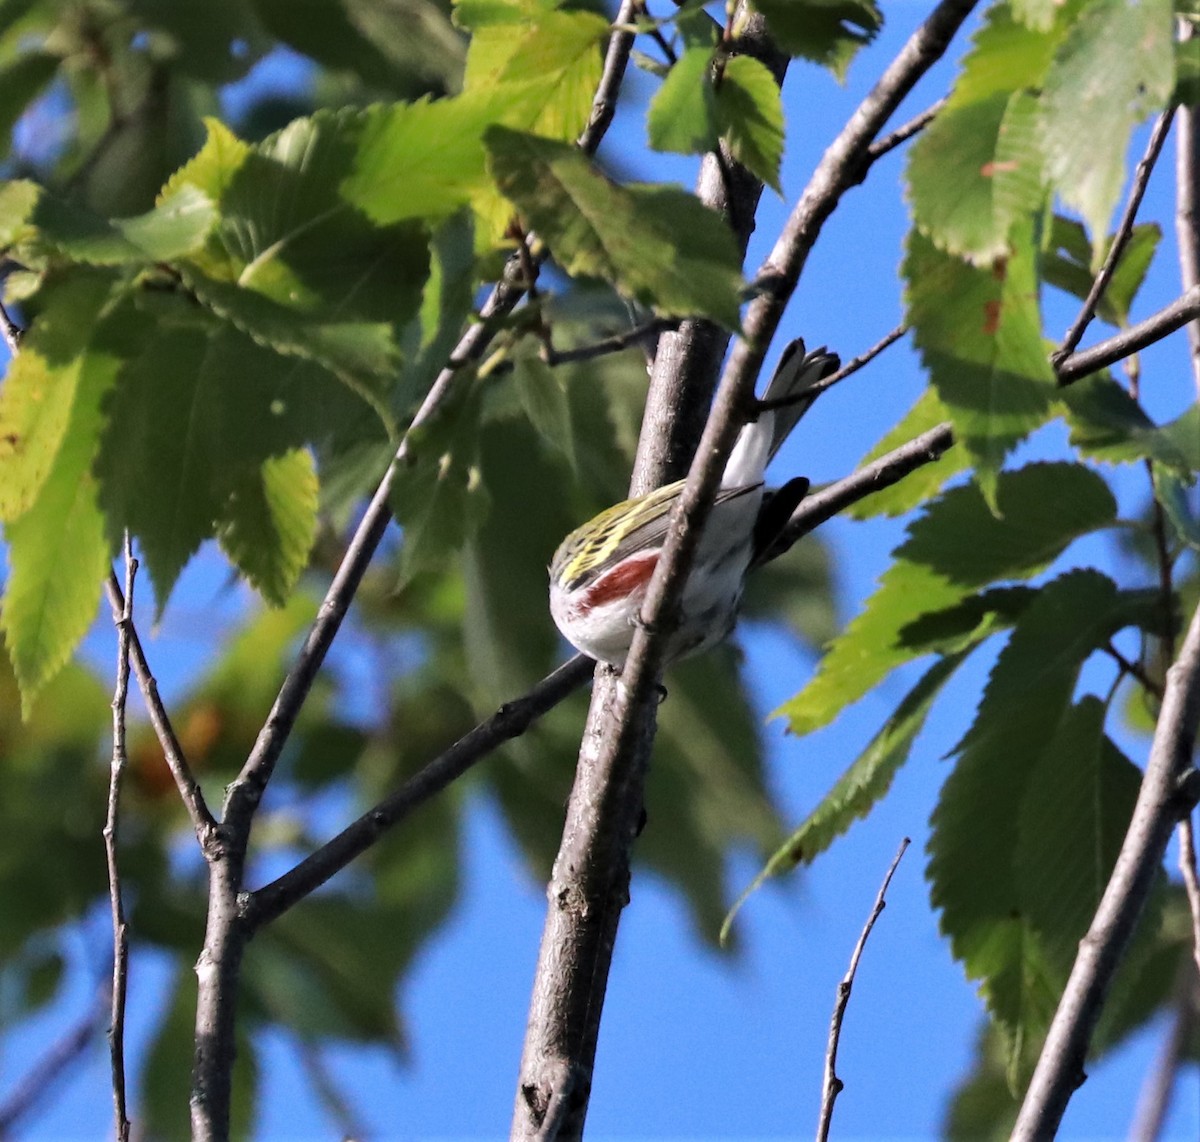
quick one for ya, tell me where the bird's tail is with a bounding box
[721,338,840,488]
[762,339,840,461]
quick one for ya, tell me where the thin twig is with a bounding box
[1102,641,1164,702]
[1012,601,1200,1138]
[817,838,910,1142]
[759,323,908,410]
[0,984,108,1134]
[1054,287,1200,386]
[242,654,593,930]
[541,317,679,367]
[103,539,135,1142]
[863,99,945,164]
[1052,108,1176,367]
[103,573,217,846]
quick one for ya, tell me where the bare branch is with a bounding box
[1102,641,1164,702]
[542,317,679,367]
[513,4,979,1136]
[1012,601,1200,1139]
[103,572,217,845]
[1052,107,1176,367]
[764,421,955,562]
[781,322,908,406]
[817,838,910,1142]
[242,655,593,930]
[1054,287,1200,386]
[103,540,135,1142]
[223,0,644,836]
[863,99,945,165]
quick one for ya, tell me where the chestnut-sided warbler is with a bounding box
[549,339,839,665]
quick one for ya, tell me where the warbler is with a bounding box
[549,339,839,665]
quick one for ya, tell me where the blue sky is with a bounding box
[4,1,1200,1137]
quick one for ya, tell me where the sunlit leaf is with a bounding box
[485,126,744,326]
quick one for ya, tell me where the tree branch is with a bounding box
[1012,601,1200,1139]
[512,4,979,1137]
[241,655,593,930]
[186,13,643,1136]
[1054,287,1200,386]
[1051,107,1176,368]
[103,572,217,846]
[817,838,909,1142]
[103,541,135,1142]
[1174,18,1200,399]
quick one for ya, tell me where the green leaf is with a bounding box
[1,333,117,712]
[462,417,572,700]
[0,271,116,521]
[742,533,838,650]
[389,376,490,585]
[217,449,319,606]
[904,225,1057,494]
[906,4,1059,260]
[1061,375,1200,470]
[930,574,1156,1073]
[513,356,577,470]
[462,4,608,143]
[1152,463,1200,551]
[714,54,785,193]
[724,648,971,943]
[95,318,377,609]
[165,113,429,352]
[484,126,745,327]
[647,647,783,945]
[647,46,718,154]
[845,386,964,519]
[749,0,882,78]
[1044,215,1161,327]
[1040,0,1174,255]
[777,462,1117,735]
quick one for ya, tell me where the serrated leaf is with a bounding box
[1,333,118,712]
[463,6,608,143]
[906,5,1060,260]
[749,0,881,78]
[166,113,429,352]
[846,386,964,519]
[1061,375,1200,470]
[929,573,1155,1072]
[0,271,116,521]
[1044,215,1161,327]
[777,463,1117,735]
[724,648,971,943]
[648,46,718,154]
[714,54,784,193]
[1040,0,1174,256]
[484,126,744,327]
[96,319,377,610]
[904,225,1056,493]
[217,449,318,606]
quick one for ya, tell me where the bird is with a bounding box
[548,338,838,666]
